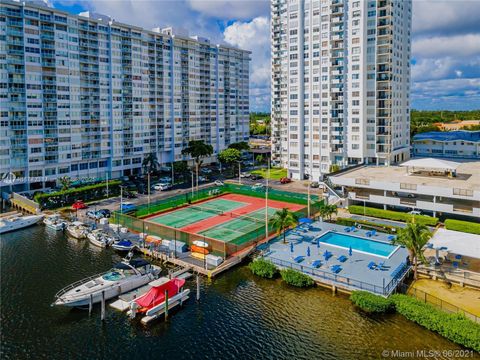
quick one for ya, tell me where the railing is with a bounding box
[54,271,108,299]
[268,256,409,296]
[402,285,479,324]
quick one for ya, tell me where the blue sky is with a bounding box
[51,0,480,112]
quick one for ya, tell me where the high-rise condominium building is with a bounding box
[271,0,411,181]
[0,1,250,192]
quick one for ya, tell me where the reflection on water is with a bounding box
[0,225,470,359]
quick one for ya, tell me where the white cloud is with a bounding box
[188,0,268,20]
[224,16,271,110]
[412,34,480,58]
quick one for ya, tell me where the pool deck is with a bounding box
[262,221,410,296]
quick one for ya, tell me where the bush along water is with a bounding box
[350,291,395,313]
[248,258,278,279]
[280,269,315,288]
[390,294,480,352]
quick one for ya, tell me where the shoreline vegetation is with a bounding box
[249,260,480,351]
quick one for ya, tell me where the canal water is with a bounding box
[0,225,471,360]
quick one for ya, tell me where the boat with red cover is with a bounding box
[134,278,186,313]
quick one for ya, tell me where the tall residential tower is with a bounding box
[271,0,411,180]
[0,1,250,192]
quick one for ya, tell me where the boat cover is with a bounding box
[134,278,186,310]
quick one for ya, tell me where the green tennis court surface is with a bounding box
[147,198,246,228]
[200,207,278,243]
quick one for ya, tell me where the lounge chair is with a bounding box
[351,226,358,232]
[324,251,332,260]
[366,231,372,237]
[344,227,351,232]
[337,255,348,263]
[371,230,377,236]
[311,260,322,268]
[293,256,305,263]
[331,265,342,274]
[453,261,459,269]
[367,261,377,270]
[455,254,462,260]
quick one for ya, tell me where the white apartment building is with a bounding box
[271,0,411,181]
[0,1,250,192]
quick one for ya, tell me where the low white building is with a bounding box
[330,158,480,220]
[412,131,480,159]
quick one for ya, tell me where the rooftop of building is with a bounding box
[413,131,480,142]
[331,159,480,191]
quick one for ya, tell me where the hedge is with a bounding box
[248,259,278,279]
[35,181,121,209]
[391,294,480,352]
[444,219,480,235]
[348,205,438,226]
[336,217,400,234]
[350,291,395,313]
[280,269,315,288]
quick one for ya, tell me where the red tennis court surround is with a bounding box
[180,193,304,234]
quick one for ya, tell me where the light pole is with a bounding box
[106,171,109,198]
[147,172,151,209]
[238,161,241,184]
[120,185,124,214]
[265,157,270,239]
[191,169,194,198]
[307,176,311,218]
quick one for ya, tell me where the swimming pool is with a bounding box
[318,231,398,258]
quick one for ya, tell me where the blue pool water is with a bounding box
[318,232,397,257]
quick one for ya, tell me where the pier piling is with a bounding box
[196,274,200,301]
[165,290,169,320]
[89,294,93,317]
[101,290,105,321]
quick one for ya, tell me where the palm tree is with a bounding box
[319,203,337,221]
[181,140,214,193]
[269,208,299,244]
[59,176,71,191]
[392,220,432,280]
[142,152,159,175]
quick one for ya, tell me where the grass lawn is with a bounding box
[250,167,287,180]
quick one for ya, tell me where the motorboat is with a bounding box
[0,214,44,234]
[112,239,136,252]
[65,221,89,239]
[43,214,68,231]
[128,278,190,323]
[53,254,161,308]
[87,229,115,248]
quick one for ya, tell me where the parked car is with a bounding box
[72,200,87,210]
[214,180,224,186]
[123,191,137,199]
[201,168,212,174]
[393,191,416,198]
[243,161,254,167]
[280,177,292,184]
[86,210,98,219]
[408,210,422,215]
[310,181,320,188]
[250,174,263,180]
[120,202,137,213]
[97,209,111,218]
[154,183,172,191]
[159,176,172,183]
[198,176,207,182]
[240,172,251,178]
[251,183,265,190]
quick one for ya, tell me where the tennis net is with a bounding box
[189,204,224,216]
[230,211,265,224]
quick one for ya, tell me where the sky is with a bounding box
[50,0,480,112]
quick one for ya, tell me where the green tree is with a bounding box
[269,208,299,243]
[59,176,71,191]
[218,148,241,166]
[319,203,337,221]
[181,140,214,192]
[392,220,432,280]
[173,160,190,182]
[142,152,159,175]
[228,141,250,151]
[256,154,264,164]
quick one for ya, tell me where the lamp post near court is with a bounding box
[265,157,270,239]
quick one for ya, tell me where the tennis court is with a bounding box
[147,198,247,228]
[199,207,278,243]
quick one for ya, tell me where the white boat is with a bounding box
[53,255,161,308]
[43,214,68,231]
[65,221,89,239]
[87,229,114,248]
[112,239,136,252]
[0,214,44,234]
